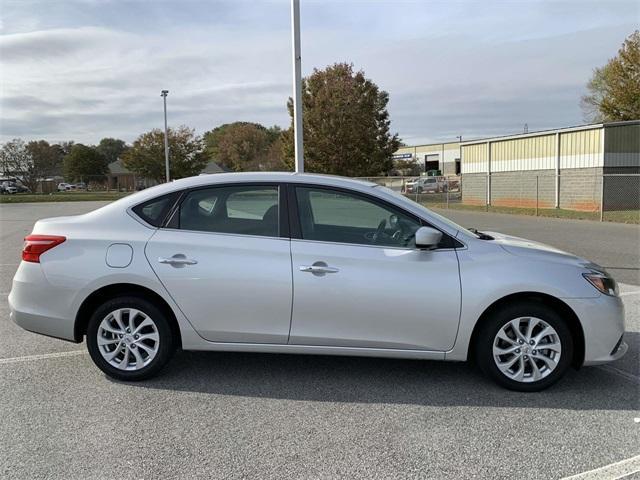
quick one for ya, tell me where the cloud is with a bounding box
[0,0,638,145]
[0,27,129,62]
[0,23,293,143]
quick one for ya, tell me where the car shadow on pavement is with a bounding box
[125,331,639,411]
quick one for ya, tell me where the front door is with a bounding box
[289,186,461,351]
[146,184,292,343]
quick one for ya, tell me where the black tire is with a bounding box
[86,296,176,381]
[474,301,573,392]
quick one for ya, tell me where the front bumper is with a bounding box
[563,293,627,366]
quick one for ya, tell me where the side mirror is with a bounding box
[415,226,443,250]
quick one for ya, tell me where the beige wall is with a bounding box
[461,143,488,173]
[491,134,555,172]
[462,125,610,174]
[559,128,603,169]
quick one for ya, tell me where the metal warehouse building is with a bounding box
[393,141,461,176]
[394,120,639,211]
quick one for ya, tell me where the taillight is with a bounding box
[22,235,66,263]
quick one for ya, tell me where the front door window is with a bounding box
[295,187,421,248]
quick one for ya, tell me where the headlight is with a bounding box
[583,272,618,296]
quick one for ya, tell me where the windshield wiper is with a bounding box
[468,228,494,240]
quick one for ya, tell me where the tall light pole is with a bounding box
[291,0,304,173]
[161,90,170,182]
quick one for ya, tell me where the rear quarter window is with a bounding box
[131,193,178,227]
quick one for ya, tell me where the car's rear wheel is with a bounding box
[86,296,175,381]
[475,301,573,391]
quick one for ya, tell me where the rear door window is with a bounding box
[178,185,279,237]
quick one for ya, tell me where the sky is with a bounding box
[0,0,638,146]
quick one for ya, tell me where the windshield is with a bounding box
[374,185,481,238]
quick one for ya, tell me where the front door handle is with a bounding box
[158,254,198,266]
[299,263,339,274]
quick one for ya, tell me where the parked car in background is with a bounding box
[9,172,626,391]
[75,182,88,191]
[404,176,447,194]
[1,182,18,194]
[57,183,72,192]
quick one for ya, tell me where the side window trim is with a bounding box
[162,182,289,239]
[162,190,186,229]
[287,182,460,249]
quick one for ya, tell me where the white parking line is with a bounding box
[0,350,86,365]
[560,454,640,480]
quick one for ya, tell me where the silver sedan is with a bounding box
[9,173,626,391]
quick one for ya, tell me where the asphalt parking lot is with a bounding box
[0,202,638,479]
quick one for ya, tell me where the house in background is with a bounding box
[106,159,227,191]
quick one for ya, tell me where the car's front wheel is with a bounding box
[86,296,175,381]
[475,301,573,391]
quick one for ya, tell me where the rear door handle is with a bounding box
[158,254,198,266]
[299,264,339,274]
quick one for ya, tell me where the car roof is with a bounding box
[118,172,378,206]
[186,172,378,188]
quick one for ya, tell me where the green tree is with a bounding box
[281,63,400,176]
[59,141,75,156]
[393,159,422,176]
[63,144,108,181]
[26,140,64,178]
[582,30,640,122]
[122,126,207,182]
[0,139,31,177]
[1,139,67,191]
[204,122,284,171]
[96,138,128,164]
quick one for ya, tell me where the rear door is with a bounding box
[288,185,461,351]
[145,183,293,344]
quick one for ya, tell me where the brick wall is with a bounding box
[460,173,487,205]
[558,168,602,211]
[489,170,556,208]
[461,167,637,211]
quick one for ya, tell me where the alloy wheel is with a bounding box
[97,308,160,371]
[492,316,562,383]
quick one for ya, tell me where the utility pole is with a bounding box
[161,90,170,182]
[291,0,304,173]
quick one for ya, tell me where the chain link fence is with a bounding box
[357,175,462,208]
[358,173,639,223]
